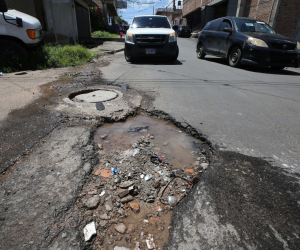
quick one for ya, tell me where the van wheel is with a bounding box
[229,46,242,67]
[197,44,205,59]
[0,40,29,61]
[124,50,135,63]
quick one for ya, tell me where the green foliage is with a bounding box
[117,16,128,26]
[92,31,119,38]
[0,44,98,73]
[90,7,106,31]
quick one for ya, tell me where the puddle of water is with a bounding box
[91,116,204,249]
[94,116,203,169]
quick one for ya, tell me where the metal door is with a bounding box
[75,1,91,39]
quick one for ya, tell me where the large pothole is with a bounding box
[80,115,210,249]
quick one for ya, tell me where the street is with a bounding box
[103,37,300,174]
[0,37,300,250]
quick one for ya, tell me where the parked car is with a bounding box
[124,15,179,62]
[176,25,191,37]
[196,17,300,69]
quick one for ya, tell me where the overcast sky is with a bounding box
[120,0,177,25]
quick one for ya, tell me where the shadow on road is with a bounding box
[204,57,300,76]
[131,57,183,66]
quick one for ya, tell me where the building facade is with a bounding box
[6,0,97,43]
[182,0,300,41]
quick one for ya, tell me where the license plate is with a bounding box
[146,49,156,54]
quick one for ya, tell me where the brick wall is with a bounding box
[274,0,300,38]
[243,0,279,26]
[183,0,202,16]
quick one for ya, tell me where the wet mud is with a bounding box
[76,115,210,249]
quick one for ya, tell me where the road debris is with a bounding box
[80,116,210,249]
[83,221,96,241]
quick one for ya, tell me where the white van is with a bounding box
[0,0,43,59]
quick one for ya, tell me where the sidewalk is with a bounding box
[90,41,125,54]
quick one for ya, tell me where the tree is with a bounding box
[90,7,106,31]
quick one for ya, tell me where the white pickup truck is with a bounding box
[0,0,43,60]
[125,15,179,62]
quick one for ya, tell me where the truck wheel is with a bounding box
[169,46,179,62]
[0,40,29,61]
[124,50,135,63]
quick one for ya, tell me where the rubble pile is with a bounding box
[79,124,209,249]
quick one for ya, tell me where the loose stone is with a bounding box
[115,223,126,234]
[100,214,111,220]
[130,203,140,213]
[121,195,134,203]
[120,181,134,188]
[84,196,100,209]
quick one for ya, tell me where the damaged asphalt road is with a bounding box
[1,51,300,250]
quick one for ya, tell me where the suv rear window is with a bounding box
[132,16,171,28]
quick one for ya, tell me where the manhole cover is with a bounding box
[70,90,118,103]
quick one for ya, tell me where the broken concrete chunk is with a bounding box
[118,190,129,198]
[100,213,111,220]
[84,196,100,209]
[200,163,209,170]
[115,223,126,234]
[105,204,112,212]
[83,221,96,241]
[120,180,134,188]
[120,195,134,203]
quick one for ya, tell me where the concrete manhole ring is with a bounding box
[69,89,118,103]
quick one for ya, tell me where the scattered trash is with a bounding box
[128,126,149,132]
[150,156,163,164]
[168,196,177,206]
[156,206,162,211]
[93,59,97,63]
[100,190,105,196]
[98,143,103,150]
[83,221,96,241]
[145,174,152,181]
[0,72,3,76]
[111,168,118,175]
[72,64,75,67]
[140,174,144,179]
[132,148,140,156]
[157,170,164,175]
[200,163,209,169]
[133,242,140,250]
[146,237,156,249]
[121,84,127,91]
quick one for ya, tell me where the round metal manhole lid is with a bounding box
[72,90,118,103]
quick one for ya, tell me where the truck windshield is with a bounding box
[235,19,276,34]
[131,16,171,28]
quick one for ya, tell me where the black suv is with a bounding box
[196,17,300,69]
[176,25,191,37]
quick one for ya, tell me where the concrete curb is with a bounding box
[91,38,125,42]
[99,48,124,54]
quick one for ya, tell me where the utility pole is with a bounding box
[153,7,154,15]
[172,0,176,25]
